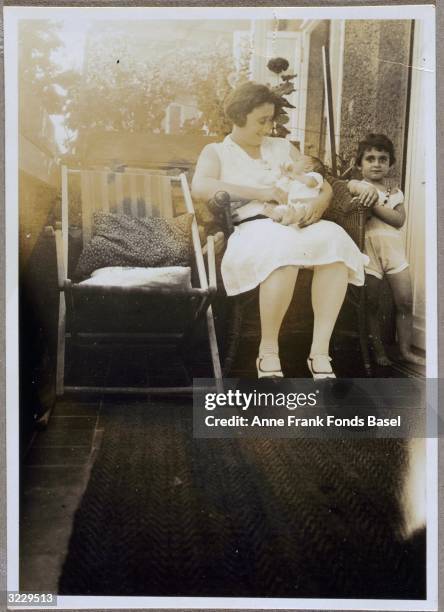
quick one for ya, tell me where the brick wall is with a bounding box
[339,20,412,185]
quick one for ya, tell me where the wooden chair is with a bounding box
[323,177,372,376]
[206,185,372,377]
[47,165,222,396]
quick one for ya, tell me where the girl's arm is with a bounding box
[348,179,379,207]
[191,144,287,204]
[372,202,406,229]
[348,179,366,196]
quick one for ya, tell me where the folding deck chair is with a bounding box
[48,165,222,396]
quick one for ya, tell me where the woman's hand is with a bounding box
[297,201,324,227]
[258,186,288,205]
[296,180,332,228]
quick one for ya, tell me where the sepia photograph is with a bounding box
[4,4,437,610]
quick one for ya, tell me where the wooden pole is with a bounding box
[322,45,338,177]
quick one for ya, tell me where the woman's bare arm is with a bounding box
[191,144,287,203]
[291,173,318,188]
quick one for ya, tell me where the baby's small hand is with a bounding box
[280,203,307,226]
[280,159,305,178]
[280,207,297,225]
[263,203,278,218]
[279,162,294,177]
[270,204,287,223]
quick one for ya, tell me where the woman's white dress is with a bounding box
[213,135,368,296]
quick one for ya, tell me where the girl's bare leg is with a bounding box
[387,269,425,365]
[366,274,392,366]
[310,263,348,371]
[259,266,299,360]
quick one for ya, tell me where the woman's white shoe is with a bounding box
[256,354,284,378]
[307,355,336,379]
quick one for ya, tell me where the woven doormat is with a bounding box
[58,402,425,599]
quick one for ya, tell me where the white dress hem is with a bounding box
[224,256,367,296]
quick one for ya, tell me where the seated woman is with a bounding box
[192,82,371,379]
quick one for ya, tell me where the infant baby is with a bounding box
[263,156,324,226]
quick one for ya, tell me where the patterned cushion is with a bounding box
[75,212,193,279]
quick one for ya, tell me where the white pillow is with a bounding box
[79,266,192,289]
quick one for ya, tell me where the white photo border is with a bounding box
[4,4,438,610]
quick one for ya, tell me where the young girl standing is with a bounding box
[348,133,425,366]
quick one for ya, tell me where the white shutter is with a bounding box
[403,21,429,351]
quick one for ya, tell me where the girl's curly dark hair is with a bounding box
[356,133,396,166]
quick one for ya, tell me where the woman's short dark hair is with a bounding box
[356,133,396,166]
[224,82,278,127]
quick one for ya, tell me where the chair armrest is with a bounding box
[202,231,225,256]
[207,190,231,213]
[207,191,234,236]
[45,223,67,288]
[326,176,368,216]
[200,191,249,238]
[206,235,217,290]
[329,197,372,218]
[323,177,373,249]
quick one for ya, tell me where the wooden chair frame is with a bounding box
[47,165,222,396]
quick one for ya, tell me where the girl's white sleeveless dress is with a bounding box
[213,135,368,296]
